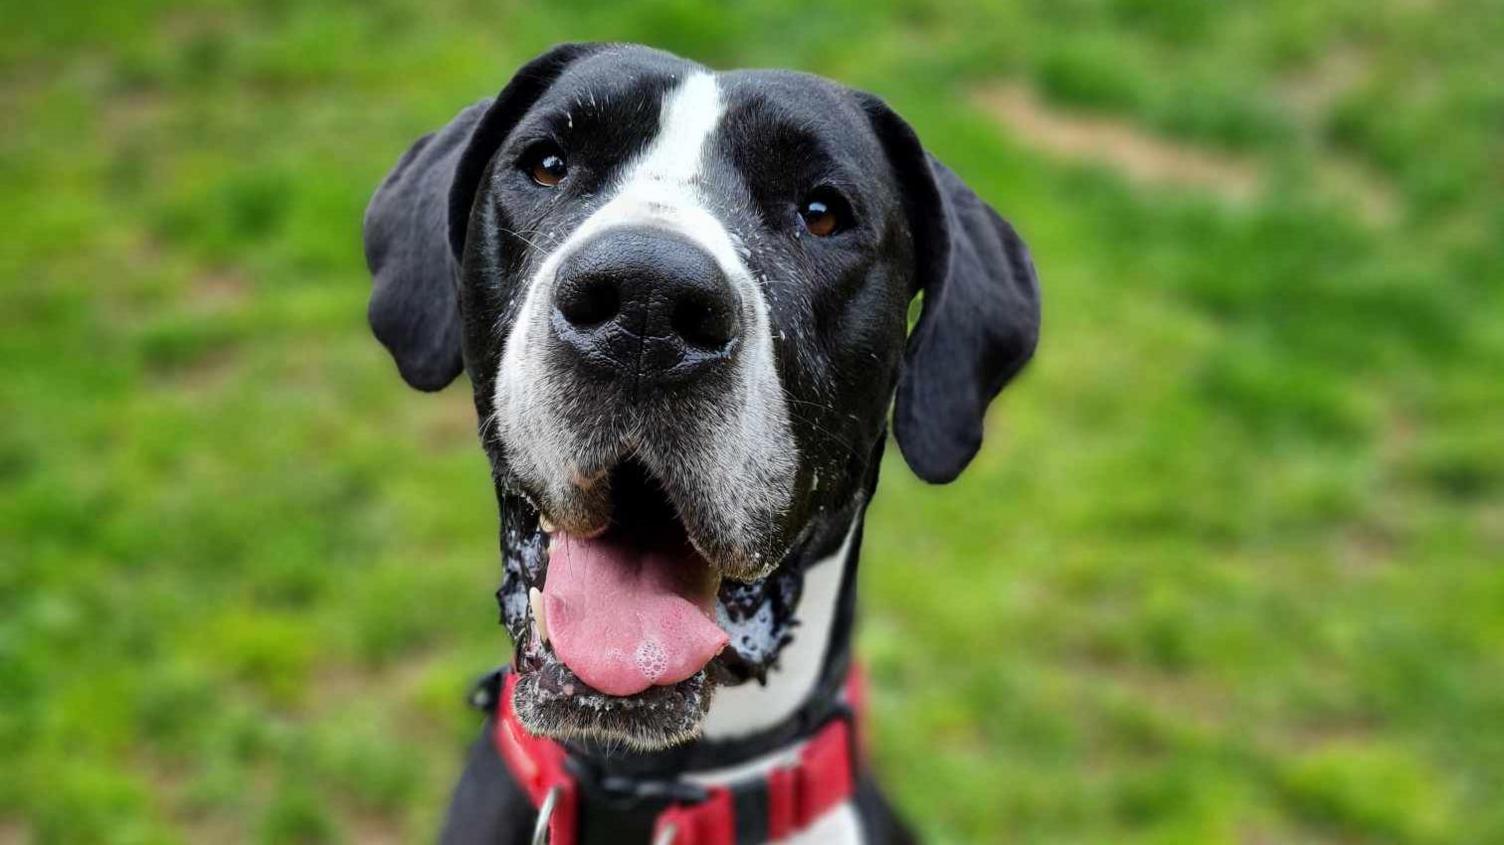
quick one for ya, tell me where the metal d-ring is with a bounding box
[531,786,561,845]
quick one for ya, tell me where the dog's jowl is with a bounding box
[364,42,1039,845]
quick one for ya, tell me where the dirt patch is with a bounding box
[168,268,253,390]
[973,82,1261,201]
[103,87,168,137]
[187,268,252,314]
[1098,662,1236,735]
[1277,48,1401,226]
[1280,46,1371,123]
[973,80,1400,225]
[344,812,406,845]
[1336,524,1397,576]
[1317,157,1401,225]
[1477,503,1504,549]
[162,346,244,392]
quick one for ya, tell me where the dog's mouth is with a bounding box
[501,459,803,749]
[539,460,728,696]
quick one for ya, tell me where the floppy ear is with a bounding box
[859,94,1042,483]
[362,42,608,390]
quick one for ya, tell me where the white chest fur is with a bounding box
[701,520,855,739]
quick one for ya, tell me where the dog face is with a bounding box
[364,44,1039,749]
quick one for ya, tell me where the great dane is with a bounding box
[363,42,1040,844]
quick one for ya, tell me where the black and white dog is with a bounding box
[364,43,1039,844]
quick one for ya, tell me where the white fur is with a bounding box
[787,804,863,845]
[702,517,857,738]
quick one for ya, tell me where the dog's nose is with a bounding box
[552,228,741,385]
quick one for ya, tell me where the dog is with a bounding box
[363,42,1040,844]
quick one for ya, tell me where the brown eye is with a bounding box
[798,188,850,237]
[523,144,568,187]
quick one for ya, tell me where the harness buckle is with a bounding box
[531,785,562,845]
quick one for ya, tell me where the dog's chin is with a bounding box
[512,655,716,751]
[498,458,802,750]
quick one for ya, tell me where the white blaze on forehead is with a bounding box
[639,71,723,185]
[575,71,738,261]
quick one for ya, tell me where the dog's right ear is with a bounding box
[363,42,607,390]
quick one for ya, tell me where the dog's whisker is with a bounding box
[476,409,502,444]
[499,226,552,256]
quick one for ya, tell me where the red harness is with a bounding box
[493,669,866,844]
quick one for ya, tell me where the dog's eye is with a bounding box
[798,188,851,237]
[522,143,568,187]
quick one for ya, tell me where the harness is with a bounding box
[478,666,867,845]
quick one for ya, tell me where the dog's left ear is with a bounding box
[858,94,1042,484]
[363,42,608,390]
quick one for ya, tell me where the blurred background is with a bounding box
[3,0,1502,841]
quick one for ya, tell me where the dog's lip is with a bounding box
[512,608,716,746]
[511,657,714,751]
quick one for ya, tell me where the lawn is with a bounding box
[3,0,1502,842]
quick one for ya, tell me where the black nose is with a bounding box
[552,228,741,386]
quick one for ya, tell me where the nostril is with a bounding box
[558,278,620,328]
[671,293,737,351]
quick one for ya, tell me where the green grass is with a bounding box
[3,0,1502,841]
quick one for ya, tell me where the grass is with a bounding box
[3,0,1502,841]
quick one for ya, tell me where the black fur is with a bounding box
[362,101,478,390]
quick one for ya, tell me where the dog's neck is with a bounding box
[700,517,859,742]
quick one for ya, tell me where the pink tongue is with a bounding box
[543,532,728,697]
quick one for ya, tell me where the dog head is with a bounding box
[364,43,1039,749]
